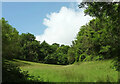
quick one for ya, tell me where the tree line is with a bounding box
[2,2,120,69]
[2,18,70,65]
[2,2,120,82]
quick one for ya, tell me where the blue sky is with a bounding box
[2,2,71,35]
[2,2,92,45]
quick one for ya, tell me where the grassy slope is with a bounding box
[9,59,118,82]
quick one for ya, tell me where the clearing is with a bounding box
[8,59,118,82]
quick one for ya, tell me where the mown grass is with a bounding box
[8,59,118,82]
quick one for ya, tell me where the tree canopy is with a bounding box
[2,2,120,72]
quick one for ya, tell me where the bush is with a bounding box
[57,53,68,65]
[44,54,58,64]
[79,54,88,61]
[83,55,92,61]
[92,55,104,61]
[67,48,76,64]
[111,57,120,71]
[2,59,41,83]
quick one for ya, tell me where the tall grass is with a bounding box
[9,59,118,82]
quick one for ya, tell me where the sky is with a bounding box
[2,2,92,45]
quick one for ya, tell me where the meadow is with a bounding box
[8,59,118,82]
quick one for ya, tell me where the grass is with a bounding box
[8,59,118,82]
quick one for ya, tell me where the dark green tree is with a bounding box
[2,18,20,59]
[19,33,41,62]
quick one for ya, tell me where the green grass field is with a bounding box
[8,59,118,82]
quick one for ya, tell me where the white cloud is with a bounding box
[36,6,92,45]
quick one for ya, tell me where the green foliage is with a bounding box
[92,55,104,61]
[1,2,120,82]
[79,53,87,61]
[51,43,59,50]
[38,41,53,62]
[1,17,70,64]
[67,48,76,64]
[112,57,120,71]
[99,45,111,53]
[83,55,92,61]
[2,59,41,82]
[2,18,20,59]
[78,2,120,70]
[17,33,42,62]
[22,41,39,61]
[67,2,120,66]
[57,53,68,65]
[44,45,69,65]
[44,53,58,64]
[12,59,118,82]
[19,33,35,46]
[56,45,70,54]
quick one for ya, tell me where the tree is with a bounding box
[38,41,52,61]
[19,33,41,62]
[75,2,120,70]
[19,33,35,47]
[67,47,76,64]
[22,41,40,61]
[51,43,59,52]
[2,18,19,59]
[67,2,120,64]
[44,44,69,65]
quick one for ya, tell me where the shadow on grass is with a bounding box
[2,59,43,83]
[5,59,31,67]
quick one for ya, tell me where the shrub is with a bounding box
[2,59,41,83]
[92,55,104,61]
[83,55,92,61]
[79,54,88,62]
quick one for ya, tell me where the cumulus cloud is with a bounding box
[36,6,92,45]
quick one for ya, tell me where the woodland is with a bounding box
[1,2,120,83]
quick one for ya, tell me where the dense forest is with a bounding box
[2,2,120,83]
